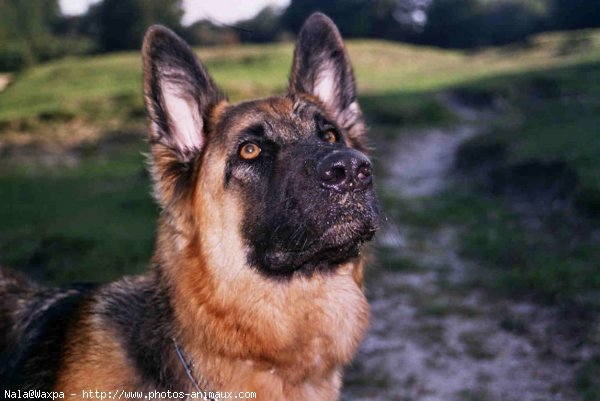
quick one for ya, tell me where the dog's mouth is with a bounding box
[260,219,378,276]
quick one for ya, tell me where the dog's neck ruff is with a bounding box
[173,338,217,400]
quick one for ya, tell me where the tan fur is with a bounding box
[55,313,140,397]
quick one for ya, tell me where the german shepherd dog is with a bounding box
[0,13,378,401]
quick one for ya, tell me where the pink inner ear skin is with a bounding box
[162,82,204,153]
[313,60,339,115]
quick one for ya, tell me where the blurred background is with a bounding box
[1,0,599,400]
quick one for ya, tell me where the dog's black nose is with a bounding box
[317,150,373,192]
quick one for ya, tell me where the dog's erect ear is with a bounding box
[143,25,223,160]
[143,26,224,209]
[289,13,365,149]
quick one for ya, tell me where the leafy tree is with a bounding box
[0,0,63,70]
[551,0,600,30]
[418,0,484,48]
[85,0,184,51]
[282,0,372,37]
[184,20,239,46]
[235,6,284,43]
[418,0,547,48]
[0,0,60,41]
[479,1,547,46]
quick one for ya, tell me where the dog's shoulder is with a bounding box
[1,271,181,391]
[0,268,97,389]
[58,273,183,390]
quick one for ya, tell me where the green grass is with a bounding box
[0,143,158,283]
[2,29,600,130]
[456,60,600,191]
[437,60,600,310]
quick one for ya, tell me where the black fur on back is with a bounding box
[0,268,186,392]
[0,270,97,390]
[92,269,186,390]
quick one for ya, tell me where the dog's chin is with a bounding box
[260,222,377,277]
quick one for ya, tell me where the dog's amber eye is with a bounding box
[239,142,261,160]
[320,129,337,143]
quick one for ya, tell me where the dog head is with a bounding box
[143,13,379,278]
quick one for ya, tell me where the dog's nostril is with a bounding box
[357,164,372,182]
[327,166,347,183]
[318,159,348,185]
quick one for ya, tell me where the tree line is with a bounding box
[1,0,599,71]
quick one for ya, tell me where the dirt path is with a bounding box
[342,102,588,401]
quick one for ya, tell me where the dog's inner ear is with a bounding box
[143,26,224,160]
[161,76,204,156]
[310,59,344,115]
[289,13,365,147]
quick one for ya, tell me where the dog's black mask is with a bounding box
[229,106,379,277]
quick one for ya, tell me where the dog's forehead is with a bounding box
[215,96,326,143]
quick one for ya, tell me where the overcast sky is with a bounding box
[59,0,290,25]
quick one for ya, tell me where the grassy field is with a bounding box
[2,30,600,128]
[0,28,599,303]
[459,61,600,306]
